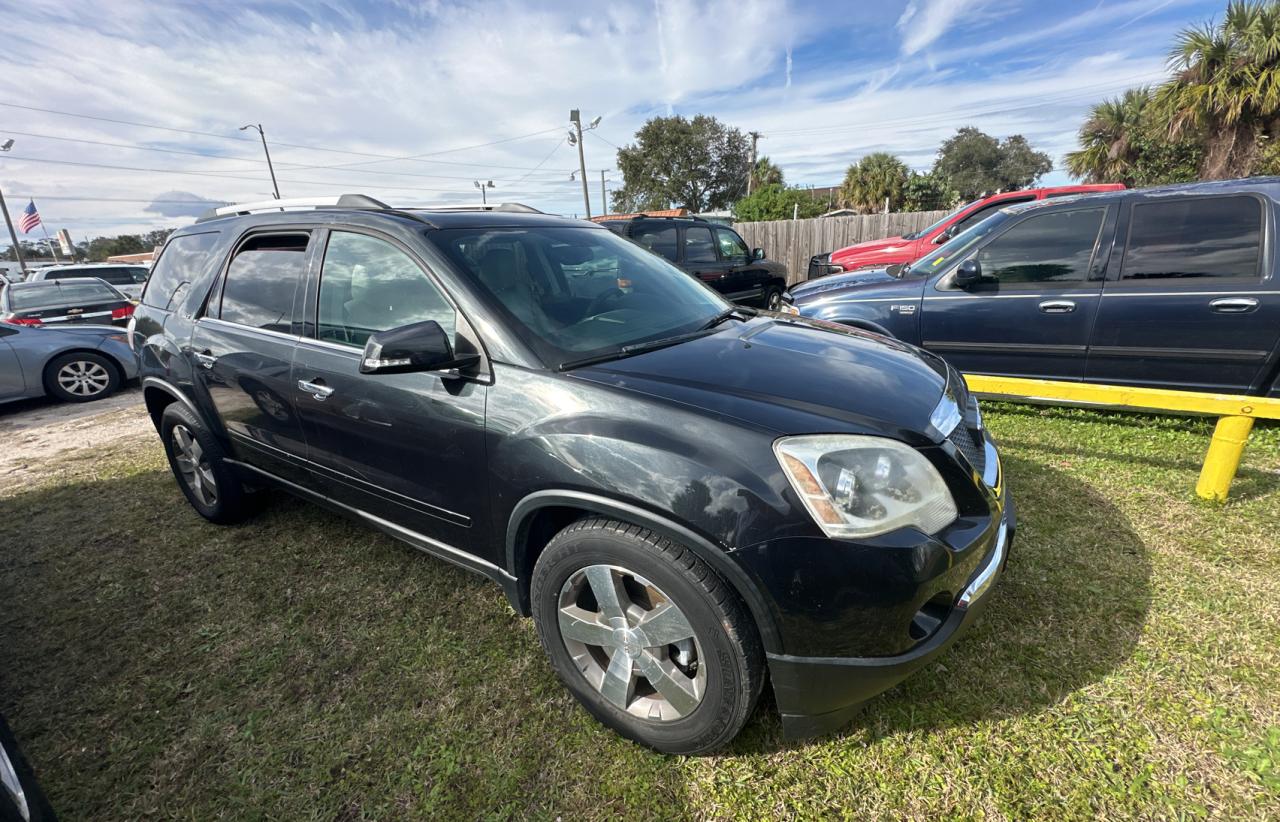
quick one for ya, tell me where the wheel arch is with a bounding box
[142,377,202,432]
[504,490,783,654]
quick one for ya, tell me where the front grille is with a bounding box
[948,423,986,475]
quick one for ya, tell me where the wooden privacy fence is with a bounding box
[734,210,949,285]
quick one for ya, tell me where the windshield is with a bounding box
[9,281,124,310]
[427,226,730,368]
[905,210,1012,279]
[901,198,981,240]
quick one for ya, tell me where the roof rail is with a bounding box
[195,194,391,223]
[411,202,544,214]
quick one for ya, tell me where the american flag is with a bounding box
[18,200,41,234]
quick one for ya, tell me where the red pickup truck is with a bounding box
[808,183,1126,279]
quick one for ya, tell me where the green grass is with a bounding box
[1,405,1278,820]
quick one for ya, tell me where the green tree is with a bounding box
[1155,0,1280,179]
[901,171,957,212]
[1066,87,1156,184]
[749,156,784,191]
[732,184,827,221]
[612,115,753,213]
[840,152,910,213]
[934,127,1052,198]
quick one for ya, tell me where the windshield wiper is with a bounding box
[700,306,753,330]
[559,325,733,371]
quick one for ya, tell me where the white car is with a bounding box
[27,264,149,300]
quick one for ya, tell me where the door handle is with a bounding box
[1038,300,1076,314]
[297,379,335,401]
[1210,297,1259,313]
[193,350,217,369]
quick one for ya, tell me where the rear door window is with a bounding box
[1120,196,1262,281]
[683,226,718,264]
[217,233,309,333]
[143,231,221,310]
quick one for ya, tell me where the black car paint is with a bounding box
[133,208,1011,738]
[790,179,1280,396]
[600,218,789,307]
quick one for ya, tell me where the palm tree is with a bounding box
[1066,87,1154,185]
[841,152,910,213]
[750,156,784,191]
[1156,0,1280,179]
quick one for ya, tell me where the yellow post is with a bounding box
[1195,415,1256,501]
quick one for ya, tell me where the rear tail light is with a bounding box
[4,316,41,326]
[111,304,135,320]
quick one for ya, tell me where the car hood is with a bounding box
[830,235,916,265]
[572,317,949,443]
[789,267,897,298]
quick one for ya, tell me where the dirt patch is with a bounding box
[0,386,154,490]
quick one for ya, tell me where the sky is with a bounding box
[0,0,1229,246]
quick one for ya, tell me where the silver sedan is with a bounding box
[0,321,138,404]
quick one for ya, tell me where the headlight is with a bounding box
[774,434,958,538]
[778,302,800,315]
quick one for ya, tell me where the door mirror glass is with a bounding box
[954,259,982,287]
[359,320,479,375]
[752,247,766,261]
[935,225,958,243]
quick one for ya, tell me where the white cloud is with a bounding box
[898,0,978,56]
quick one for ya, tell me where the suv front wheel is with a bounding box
[160,403,255,524]
[531,518,764,754]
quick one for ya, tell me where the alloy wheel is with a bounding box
[557,564,706,721]
[171,424,218,507]
[57,360,110,397]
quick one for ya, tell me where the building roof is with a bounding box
[106,251,156,264]
[589,208,688,223]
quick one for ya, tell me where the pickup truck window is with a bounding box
[976,207,1106,285]
[1121,196,1262,281]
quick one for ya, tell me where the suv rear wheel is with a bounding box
[160,403,255,524]
[531,518,764,754]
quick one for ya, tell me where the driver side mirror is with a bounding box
[934,225,959,244]
[752,247,766,261]
[953,259,982,288]
[359,320,480,375]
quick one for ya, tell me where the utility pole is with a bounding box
[747,131,763,196]
[569,109,591,219]
[0,138,27,275]
[600,170,608,216]
[240,123,281,199]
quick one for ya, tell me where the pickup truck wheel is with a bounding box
[531,518,764,754]
[160,403,255,524]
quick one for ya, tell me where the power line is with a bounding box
[0,100,566,172]
[512,136,567,185]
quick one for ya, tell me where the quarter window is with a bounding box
[1120,196,1262,280]
[974,208,1106,285]
[317,231,455,348]
[633,225,678,262]
[683,226,718,264]
[218,233,309,332]
[143,231,220,310]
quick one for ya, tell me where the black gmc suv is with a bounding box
[131,195,1012,754]
[599,215,789,309]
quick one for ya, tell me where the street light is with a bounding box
[239,123,281,199]
[0,138,27,275]
[569,109,602,219]
[474,179,494,205]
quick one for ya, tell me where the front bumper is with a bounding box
[766,487,1015,739]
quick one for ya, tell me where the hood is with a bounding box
[572,317,949,444]
[789,267,897,298]
[830,235,917,266]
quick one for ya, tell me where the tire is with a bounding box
[43,351,120,403]
[762,285,783,311]
[531,518,764,754]
[159,403,255,524]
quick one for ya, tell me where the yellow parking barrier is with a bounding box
[961,374,1280,502]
